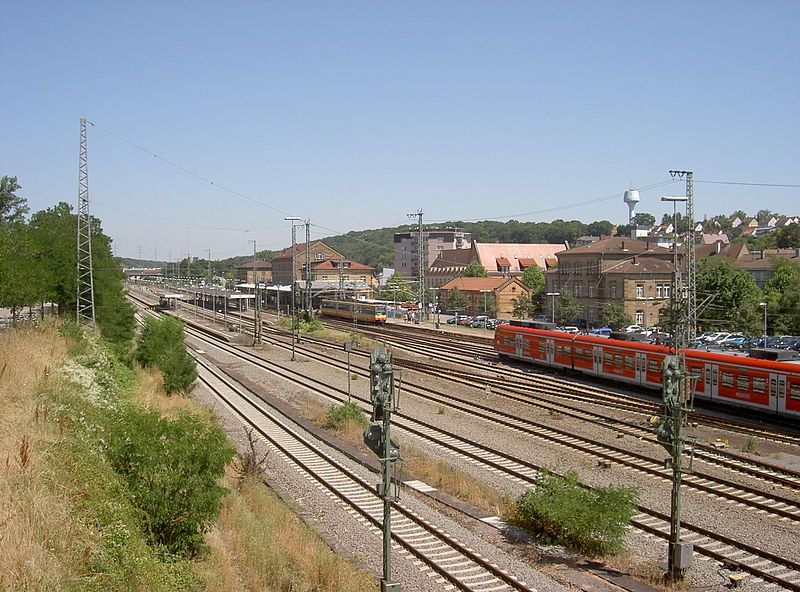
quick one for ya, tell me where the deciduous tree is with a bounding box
[463,260,488,277]
[600,301,632,330]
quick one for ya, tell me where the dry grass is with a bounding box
[0,323,86,589]
[196,467,378,592]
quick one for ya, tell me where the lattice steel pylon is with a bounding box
[76,118,96,328]
[670,170,695,342]
[407,210,424,320]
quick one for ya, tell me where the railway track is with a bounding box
[160,314,800,590]
[130,292,800,589]
[192,343,536,591]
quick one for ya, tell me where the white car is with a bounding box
[624,325,643,333]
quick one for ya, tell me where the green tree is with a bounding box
[0,176,29,223]
[446,287,468,312]
[586,220,614,237]
[696,258,762,334]
[511,293,536,319]
[763,258,800,335]
[775,224,800,249]
[521,265,545,295]
[463,260,489,277]
[383,273,414,302]
[0,222,41,323]
[105,406,234,556]
[633,212,655,227]
[136,316,197,393]
[554,291,582,326]
[600,301,632,330]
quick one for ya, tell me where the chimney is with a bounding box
[632,256,638,265]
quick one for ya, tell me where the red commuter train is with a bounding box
[493,324,800,419]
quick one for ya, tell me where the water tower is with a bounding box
[623,188,640,224]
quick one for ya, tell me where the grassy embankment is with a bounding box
[0,322,376,591]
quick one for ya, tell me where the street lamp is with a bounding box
[247,240,260,345]
[285,216,302,361]
[480,289,492,331]
[759,302,768,346]
[546,292,560,324]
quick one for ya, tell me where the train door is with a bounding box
[592,346,603,375]
[704,363,718,399]
[774,374,787,414]
[515,333,524,358]
[635,353,647,385]
[545,339,555,365]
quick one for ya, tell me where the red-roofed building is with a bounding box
[427,241,564,288]
[438,276,530,318]
[310,258,377,288]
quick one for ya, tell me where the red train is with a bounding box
[493,325,800,419]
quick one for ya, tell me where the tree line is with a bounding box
[0,175,135,347]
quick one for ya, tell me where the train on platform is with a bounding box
[320,300,387,324]
[493,324,800,418]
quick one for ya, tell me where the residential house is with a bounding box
[236,259,273,284]
[393,228,471,280]
[697,241,800,287]
[427,241,563,288]
[309,258,377,288]
[545,237,678,327]
[270,241,345,285]
[438,276,531,318]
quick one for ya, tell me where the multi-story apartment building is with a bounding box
[545,237,678,327]
[394,228,471,281]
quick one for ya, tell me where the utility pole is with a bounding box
[407,210,424,321]
[305,220,312,317]
[285,216,302,361]
[76,118,96,328]
[248,240,261,345]
[205,248,212,285]
[338,258,345,300]
[658,194,694,583]
[670,170,695,342]
[363,348,402,592]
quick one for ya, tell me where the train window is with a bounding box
[790,382,800,401]
[557,345,571,356]
[575,347,592,360]
[604,352,613,365]
[752,376,766,394]
[624,356,634,369]
[538,342,546,353]
[614,354,623,367]
[736,375,749,391]
[648,359,660,373]
[721,371,734,387]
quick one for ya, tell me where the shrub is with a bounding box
[505,470,638,556]
[105,406,235,557]
[326,401,368,431]
[136,317,197,393]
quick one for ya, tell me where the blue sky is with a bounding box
[2,1,798,260]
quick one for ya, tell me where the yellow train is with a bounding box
[320,300,387,324]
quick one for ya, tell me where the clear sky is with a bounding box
[2,1,798,261]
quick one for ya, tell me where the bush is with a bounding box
[505,470,638,556]
[136,317,197,393]
[326,401,368,431]
[105,406,235,557]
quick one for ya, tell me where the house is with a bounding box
[270,241,345,285]
[309,258,377,288]
[236,259,272,284]
[545,237,678,327]
[393,228,471,280]
[427,241,563,288]
[437,276,531,318]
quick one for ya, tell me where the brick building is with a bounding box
[437,276,531,318]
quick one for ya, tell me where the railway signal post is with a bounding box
[364,348,402,592]
[657,356,695,582]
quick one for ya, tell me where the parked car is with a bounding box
[624,325,643,333]
[559,326,580,334]
[470,315,489,328]
[721,335,747,349]
[457,316,472,326]
[591,327,613,337]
